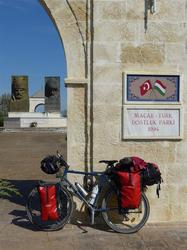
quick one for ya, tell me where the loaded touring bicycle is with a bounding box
[26,153,162,234]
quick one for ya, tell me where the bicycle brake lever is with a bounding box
[56,150,61,158]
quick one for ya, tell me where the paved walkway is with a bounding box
[0,131,187,250]
[0,197,187,250]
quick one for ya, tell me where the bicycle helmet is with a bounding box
[40,155,60,174]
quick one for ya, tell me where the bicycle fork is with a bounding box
[90,208,95,225]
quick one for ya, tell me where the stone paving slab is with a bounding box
[1,181,187,250]
[1,221,187,250]
[0,132,187,250]
[0,199,187,250]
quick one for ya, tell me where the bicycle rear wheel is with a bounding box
[26,185,73,231]
[101,188,150,234]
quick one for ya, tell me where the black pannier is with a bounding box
[141,163,163,197]
[141,163,162,186]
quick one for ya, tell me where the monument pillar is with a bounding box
[45,77,60,113]
[9,76,29,112]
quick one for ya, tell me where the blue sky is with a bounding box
[0,0,67,111]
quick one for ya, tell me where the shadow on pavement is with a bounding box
[1,179,113,233]
[10,211,40,232]
[1,179,39,206]
[69,205,113,234]
[1,179,41,231]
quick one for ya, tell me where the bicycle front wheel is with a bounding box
[101,188,150,234]
[26,185,73,231]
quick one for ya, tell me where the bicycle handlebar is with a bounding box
[56,151,118,173]
[56,151,70,169]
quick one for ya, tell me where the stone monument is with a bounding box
[45,77,60,113]
[5,76,66,129]
[9,76,29,112]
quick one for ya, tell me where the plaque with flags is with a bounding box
[154,80,166,96]
[140,80,152,96]
[124,73,180,103]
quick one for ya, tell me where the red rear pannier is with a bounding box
[117,172,141,209]
[38,185,59,221]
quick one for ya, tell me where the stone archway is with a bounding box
[29,98,45,112]
[38,0,187,224]
[39,0,89,169]
[34,103,45,112]
[40,0,87,77]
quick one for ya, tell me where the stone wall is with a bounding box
[93,0,187,222]
[40,0,187,222]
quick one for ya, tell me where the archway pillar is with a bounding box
[65,78,88,169]
[40,0,90,173]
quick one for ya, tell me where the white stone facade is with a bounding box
[5,112,67,128]
[40,0,187,222]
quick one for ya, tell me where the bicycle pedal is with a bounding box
[124,215,130,221]
[130,217,136,223]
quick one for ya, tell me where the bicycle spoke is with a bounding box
[102,189,150,234]
[26,186,73,231]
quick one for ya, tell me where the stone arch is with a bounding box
[29,97,45,112]
[39,0,88,168]
[34,103,45,112]
[39,0,87,78]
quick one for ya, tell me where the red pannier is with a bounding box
[38,184,59,221]
[117,171,141,209]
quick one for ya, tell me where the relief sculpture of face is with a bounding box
[14,85,27,100]
[9,76,29,112]
[12,76,28,101]
[45,77,60,113]
[45,78,60,99]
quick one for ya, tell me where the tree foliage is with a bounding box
[0,93,11,126]
[0,179,21,198]
[0,93,11,116]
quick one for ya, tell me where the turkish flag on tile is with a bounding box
[140,80,152,96]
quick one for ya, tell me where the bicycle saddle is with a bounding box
[99,160,118,166]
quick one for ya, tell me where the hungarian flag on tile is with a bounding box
[140,80,152,96]
[154,80,166,96]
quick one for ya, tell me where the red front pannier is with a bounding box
[117,171,141,209]
[38,184,59,221]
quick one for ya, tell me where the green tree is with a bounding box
[0,112,3,127]
[0,93,11,127]
[0,93,11,115]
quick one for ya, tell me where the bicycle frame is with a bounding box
[57,168,113,224]
[27,155,150,233]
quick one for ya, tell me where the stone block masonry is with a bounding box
[38,0,187,222]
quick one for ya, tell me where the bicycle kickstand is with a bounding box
[90,209,95,225]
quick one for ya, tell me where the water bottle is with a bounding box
[89,184,99,205]
[75,182,88,197]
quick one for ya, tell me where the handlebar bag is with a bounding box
[38,184,59,221]
[117,171,141,209]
